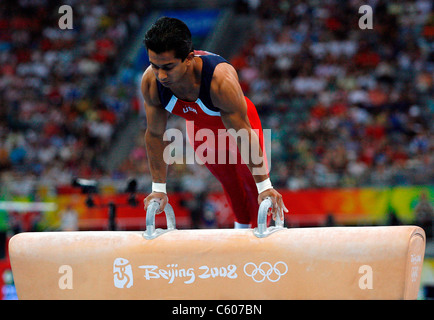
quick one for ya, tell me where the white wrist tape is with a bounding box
[152,182,167,194]
[256,178,273,194]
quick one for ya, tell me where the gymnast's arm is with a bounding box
[141,67,169,213]
[210,63,268,182]
[210,63,288,219]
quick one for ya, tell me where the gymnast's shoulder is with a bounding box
[140,66,160,107]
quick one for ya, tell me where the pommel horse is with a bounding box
[9,198,426,299]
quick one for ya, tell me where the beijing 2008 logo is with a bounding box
[243,261,288,283]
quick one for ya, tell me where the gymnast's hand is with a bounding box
[143,192,168,214]
[258,188,289,221]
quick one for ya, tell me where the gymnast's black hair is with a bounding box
[144,17,194,61]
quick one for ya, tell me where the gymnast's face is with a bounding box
[148,49,193,87]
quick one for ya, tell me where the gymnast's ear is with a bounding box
[184,51,195,64]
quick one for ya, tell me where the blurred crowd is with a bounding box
[0,0,433,196]
[0,0,147,194]
[232,0,433,189]
[126,0,433,193]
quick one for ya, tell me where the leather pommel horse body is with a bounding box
[9,200,426,299]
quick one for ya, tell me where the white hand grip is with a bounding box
[144,200,176,239]
[254,197,285,238]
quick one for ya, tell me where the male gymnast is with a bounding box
[141,17,288,228]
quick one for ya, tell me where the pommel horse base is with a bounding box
[9,199,426,300]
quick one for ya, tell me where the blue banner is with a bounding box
[161,9,220,37]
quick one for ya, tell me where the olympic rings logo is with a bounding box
[243,261,288,283]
